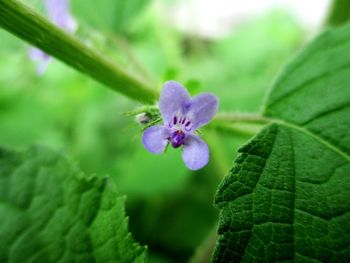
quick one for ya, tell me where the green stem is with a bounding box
[214,112,271,124]
[208,112,271,137]
[0,0,158,104]
[324,0,350,27]
[209,122,261,138]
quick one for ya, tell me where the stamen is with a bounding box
[171,130,186,148]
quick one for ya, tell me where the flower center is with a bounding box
[167,114,194,148]
[170,130,186,148]
[169,115,193,132]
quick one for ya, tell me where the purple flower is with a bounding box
[45,0,77,33]
[29,48,52,75]
[142,81,219,170]
[30,0,77,74]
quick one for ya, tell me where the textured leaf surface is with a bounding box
[213,23,350,262]
[0,146,146,263]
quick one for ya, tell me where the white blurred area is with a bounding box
[169,0,331,38]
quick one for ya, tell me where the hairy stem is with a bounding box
[211,122,262,137]
[0,0,158,104]
[214,112,271,124]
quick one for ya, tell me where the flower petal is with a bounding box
[142,125,169,154]
[159,81,191,124]
[36,59,51,75]
[29,48,50,61]
[28,48,51,75]
[189,93,218,130]
[182,134,209,170]
[45,0,77,33]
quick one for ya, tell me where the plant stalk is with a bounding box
[0,0,158,104]
[214,112,271,124]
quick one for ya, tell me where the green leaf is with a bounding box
[0,146,147,263]
[325,0,350,27]
[213,23,350,261]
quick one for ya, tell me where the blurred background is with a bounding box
[0,0,332,262]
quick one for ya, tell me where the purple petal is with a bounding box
[45,0,77,33]
[28,0,76,76]
[142,125,169,154]
[189,93,218,130]
[159,81,191,124]
[28,48,52,75]
[182,134,209,170]
[36,59,51,75]
[29,48,50,61]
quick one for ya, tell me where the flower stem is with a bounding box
[214,112,272,124]
[208,112,271,137]
[0,0,158,104]
[209,122,262,137]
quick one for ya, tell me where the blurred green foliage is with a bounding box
[0,0,304,262]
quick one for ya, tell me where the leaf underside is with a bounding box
[213,23,350,262]
[0,146,146,263]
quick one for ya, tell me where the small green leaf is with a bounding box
[213,23,350,261]
[0,146,146,263]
